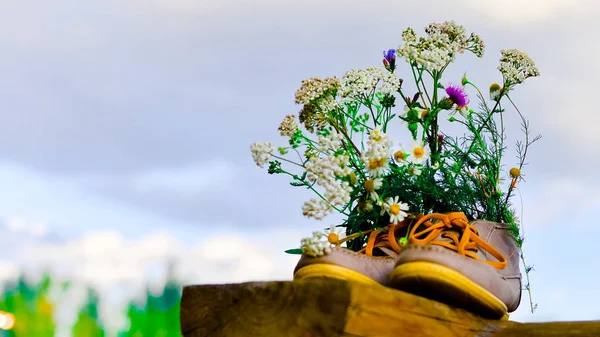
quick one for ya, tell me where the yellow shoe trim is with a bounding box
[294,264,380,286]
[389,261,509,320]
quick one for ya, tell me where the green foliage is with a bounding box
[0,272,183,337]
[72,289,104,337]
[0,274,55,337]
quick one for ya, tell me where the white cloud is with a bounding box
[3,217,49,237]
[0,261,19,288]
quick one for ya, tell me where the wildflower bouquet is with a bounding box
[251,21,539,304]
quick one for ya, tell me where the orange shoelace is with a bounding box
[336,219,414,258]
[408,212,507,270]
[343,212,507,270]
[359,222,407,257]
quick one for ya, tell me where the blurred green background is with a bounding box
[0,272,182,337]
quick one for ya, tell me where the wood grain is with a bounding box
[180,279,600,337]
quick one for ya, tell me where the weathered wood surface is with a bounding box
[180,279,600,337]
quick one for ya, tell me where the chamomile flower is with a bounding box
[408,166,422,176]
[325,224,346,246]
[381,196,409,224]
[489,83,502,101]
[362,126,393,177]
[408,140,430,164]
[366,157,389,177]
[357,198,374,212]
[394,146,408,164]
[363,177,383,201]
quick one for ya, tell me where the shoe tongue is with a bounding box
[376,246,399,258]
[428,220,485,258]
[435,227,462,242]
[425,218,461,242]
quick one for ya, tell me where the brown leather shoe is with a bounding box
[293,222,410,286]
[388,212,521,319]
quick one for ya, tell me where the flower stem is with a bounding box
[520,250,536,313]
[331,120,362,157]
[271,154,305,168]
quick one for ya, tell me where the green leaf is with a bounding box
[284,248,303,255]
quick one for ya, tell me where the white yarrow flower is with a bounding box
[250,142,275,168]
[339,67,400,102]
[300,231,332,257]
[302,149,353,220]
[302,198,333,220]
[317,130,343,152]
[498,49,540,86]
[278,114,299,137]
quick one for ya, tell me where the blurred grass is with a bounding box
[0,272,182,337]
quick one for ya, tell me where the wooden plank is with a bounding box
[180,280,350,337]
[180,279,600,337]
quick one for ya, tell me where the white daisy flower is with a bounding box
[408,166,422,176]
[489,83,502,101]
[382,196,409,224]
[365,157,389,177]
[370,126,384,142]
[363,177,383,201]
[356,198,374,213]
[394,145,409,164]
[361,126,393,177]
[325,224,346,246]
[408,140,430,164]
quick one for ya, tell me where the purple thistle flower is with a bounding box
[445,84,469,108]
[383,49,396,62]
[383,49,396,71]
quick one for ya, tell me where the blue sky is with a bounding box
[0,0,599,332]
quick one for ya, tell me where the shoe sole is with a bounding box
[389,261,509,320]
[294,264,380,286]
